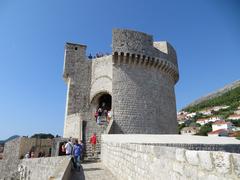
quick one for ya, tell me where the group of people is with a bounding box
[88,52,110,59]
[23,133,98,171]
[60,134,97,170]
[61,138,84,171]
[24,150,49,159]
[24,151,35,158]
[95,108,112,125]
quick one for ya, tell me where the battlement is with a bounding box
[63,42,87,81]
[65,42,86,50]
[112,29,179,83]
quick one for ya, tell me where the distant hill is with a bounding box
[183,80,240,112]
[0,135,20,144]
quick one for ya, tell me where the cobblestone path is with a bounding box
[71,160,116,180]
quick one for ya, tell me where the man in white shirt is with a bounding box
[65,138,73,156]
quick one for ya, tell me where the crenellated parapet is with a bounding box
[112,51,179,83]
[112,29,179,83]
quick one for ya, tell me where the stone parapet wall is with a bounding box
[18,156,71,180]
[101,135,240,180]
[19,137,52,158]
[112,29,179,82]
[112,29,178,66]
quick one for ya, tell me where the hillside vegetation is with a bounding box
[183,86,240,113]
[0,135,20,145]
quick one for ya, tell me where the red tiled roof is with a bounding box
[208,129,228,135]
[212,120,229,125]
[196,118,208,122]
[228,114,240,118]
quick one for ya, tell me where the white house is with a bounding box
[178,120,186,125]
[196,116,222,126]
[181,127,200,135]
[199,109,212,116]
[234,110,240,115]
[208,116,222,123]
[186,112,196,118]
[196,118,208,126]
[227,114,240,120]
[212,105,229,112]
[212,120,233,132]
[208,120,233,137]
[208,129,229,137]
[177,111,188,116]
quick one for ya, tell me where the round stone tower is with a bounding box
[111,29,179,134]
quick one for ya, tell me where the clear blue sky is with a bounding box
[0,0,239,139]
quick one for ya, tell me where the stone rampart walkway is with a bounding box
[71,160,116,180]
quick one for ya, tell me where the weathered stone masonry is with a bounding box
[63,29,179,138]
[101,135,240,180]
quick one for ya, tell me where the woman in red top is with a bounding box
[89,133,97,157]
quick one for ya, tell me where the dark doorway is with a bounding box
[98,94,111,111]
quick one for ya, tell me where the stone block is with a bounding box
[185,150,199,166]
[212,151,231,174]
[197,171,207,180]
[198,151,213,171]
[206,174,221,180]
[173,161,184,175]
[176,148,186,162]
[153,146,176,160]
[169,171,180,180]
[183,165,198,179]
[232,153,240,178]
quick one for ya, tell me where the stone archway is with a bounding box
[90,92,112,118]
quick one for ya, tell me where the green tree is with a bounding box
[31,133,54,139]
[177,123,186,134]
[196,123,212,136]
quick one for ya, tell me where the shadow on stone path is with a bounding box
[70,160,116,180]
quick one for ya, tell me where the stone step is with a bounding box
[82,117,111,158]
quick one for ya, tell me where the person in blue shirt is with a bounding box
[73,139,82,171]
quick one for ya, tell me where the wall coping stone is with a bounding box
[102,134,240,144]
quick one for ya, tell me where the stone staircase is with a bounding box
[83,116,109,158]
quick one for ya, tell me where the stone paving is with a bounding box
[71,160,117,180]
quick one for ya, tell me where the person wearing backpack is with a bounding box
[73,139,82,171]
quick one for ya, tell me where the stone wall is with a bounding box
[0,137,21,179]
[63,42,92,139]
[0,137,72,180]
[18,156,71,180]
[18,137,52,158]
[111,29,179,134]
[112,60,177,133]
[101,135,240,180]
[90,55,112,100]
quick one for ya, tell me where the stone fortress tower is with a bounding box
[63,29,179,140]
